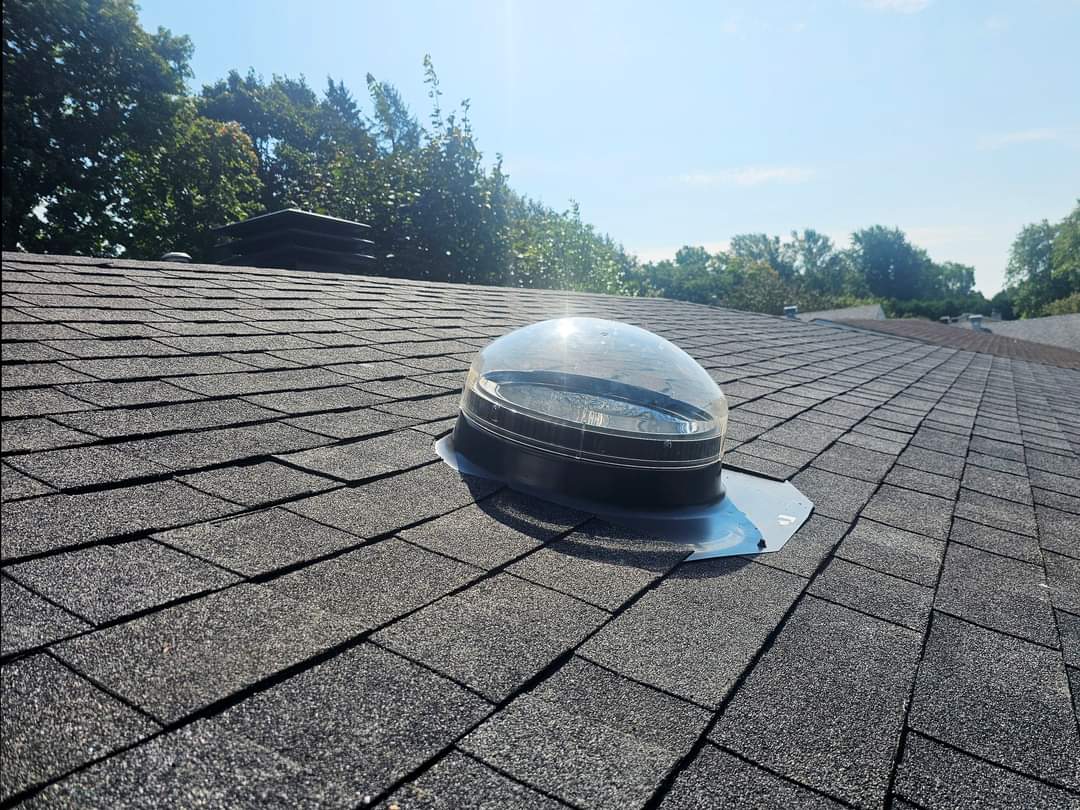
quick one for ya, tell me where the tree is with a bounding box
[729,233,796,280]
[1051,201,1080,292]
[934,261,976,297]
[1005,218,1066,317]
[2,0,191,252]
[118,102,263,261]
[718,256,789,314]
[788,228,865,297]
[637,246,719,304]
[990,290,1016,321]
[849,226,932,299]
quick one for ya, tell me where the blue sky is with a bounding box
[138,0,1080,295]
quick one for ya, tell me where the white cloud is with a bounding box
[861,0,931,12]
[676,166,817,187]
[977,128,1062,150]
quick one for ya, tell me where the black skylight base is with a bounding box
[436,428,813,560]
[452,412,725,510]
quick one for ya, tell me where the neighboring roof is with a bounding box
[989,313,1080,352]
[838,317,1080,369]
[800,303,885,322]
[2,251,1079,809]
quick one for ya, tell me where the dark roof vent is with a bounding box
[450,318,729,510]
[784,305,798,318]
[213,209,375,273]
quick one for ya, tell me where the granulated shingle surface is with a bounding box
[2,252,1079,808]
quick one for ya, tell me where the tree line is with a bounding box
[3,0,1076,319]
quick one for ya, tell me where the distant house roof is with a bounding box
[2,252,1079,808]
[799,303,885,322]
[834,318,1080,368]
[988,313,1080,352]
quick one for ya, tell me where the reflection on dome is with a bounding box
[452,318,728,509]
[438,317,813,561]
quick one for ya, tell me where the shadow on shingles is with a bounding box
[460,472,751,576]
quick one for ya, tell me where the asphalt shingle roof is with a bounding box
[986,313,1080,352]
[2,251,1079,809]
[837,318,1080,367]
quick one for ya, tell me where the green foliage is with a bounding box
[1043,291,1080,315]
[2,0,192,253]
[1003,202,1080,317]
[850,226,935,299]
[990,290,1016,321]
[4,0,1074,327]
[1050,203,1080,290]
[882,294,991,321]
[788,229,867,298]
[118,102,262,261]
[631,246,790,314]
[729,233,795,281]
[505,197,634,294]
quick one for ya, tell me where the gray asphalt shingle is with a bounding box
[809,556,933,631]
[4,252,1080,809]
[267,538,482,630]
[658,744,846,810]
[376,574,607,701]
[909,614,1080,789]
[383,751,564,810]
[400,489,586,569]
[935,543,1057,646]
[581,558,804,708]
[53,584,362,723]
[0,481,238,561]
[861,484,955,540]
[0,577,90,657]
[1,655,157,801]
[712,597,922,808]
[461,656,709,810]
[895,732,1080,810]
[835,517,945,585]
[176,460,338,507]
[213,643,491,804]
[6,540,238,625]
[507,521,689,611]
[27,720,338,809]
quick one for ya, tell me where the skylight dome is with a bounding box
[451,317,728,509]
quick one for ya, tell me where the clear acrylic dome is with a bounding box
[458,317,728,470]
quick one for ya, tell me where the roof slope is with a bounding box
[799,303,886,322]
[2,252,1079,809]
[989,313,1080,352]
[838,317,1080,368]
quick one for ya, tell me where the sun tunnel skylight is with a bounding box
[438,317,813,560]
[451,317,729,509]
